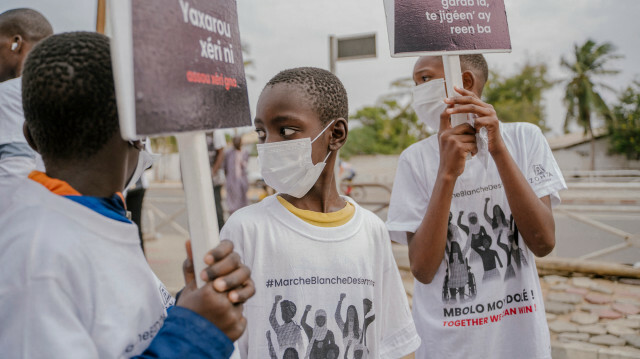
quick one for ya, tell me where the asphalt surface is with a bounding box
[142,183,640,294]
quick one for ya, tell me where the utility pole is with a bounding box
[327,32,376,193]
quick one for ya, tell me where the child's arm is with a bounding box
[138,240,255,359]
[408,110,478,284]
[177,240,254,338]
[445,87,555,257]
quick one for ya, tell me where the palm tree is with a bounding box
[242,43,255,81]
[561,39,622,170]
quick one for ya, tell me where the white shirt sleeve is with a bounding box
[0,156,36,178]
[219,214,249,359]
[0,277,99,358]
[0,78,27,146]
[377,229,421,358]
[386,152,430,244]
[521,125,567,208]
[212,130,227,151]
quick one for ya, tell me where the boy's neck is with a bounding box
[280,169,346,213]
[40,134,132,198]
[45,165,123,198]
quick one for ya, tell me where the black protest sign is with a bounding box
[131,0,250,135]
[392,0,511,56]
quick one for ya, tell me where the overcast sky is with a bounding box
[3,0,639,136]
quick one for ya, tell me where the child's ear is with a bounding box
[329,118,348,151]
[462,70,476,92]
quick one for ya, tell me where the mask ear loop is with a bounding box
[311,119,336,143]
[311,119,336,164]
[322,151,332,163]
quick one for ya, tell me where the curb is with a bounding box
[552,341,640,359]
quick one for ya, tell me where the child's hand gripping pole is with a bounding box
[176,132,220,288]
[443,55,490,166]
[442,55,468,128]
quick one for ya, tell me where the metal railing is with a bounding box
[563,169,640,183]
[141,179,639,270]
[143,196,189,240]
[340,182,392,215]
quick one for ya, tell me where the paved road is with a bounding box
[141,182,640,296]
[140,182,638,359]
[143,183,640,263]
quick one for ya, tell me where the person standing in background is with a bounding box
[207,130,226,230]
[0,8,52,176]
[1,31,254,358]
[223,135,249,215]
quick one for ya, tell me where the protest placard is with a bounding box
[384,0,511,57]
[384,0,511,126]
[111,0,250,138]
[109,0,250,287]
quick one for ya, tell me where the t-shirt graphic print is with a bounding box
[266,293,374,359]
[222,196,420,359]
[386,122,567,359]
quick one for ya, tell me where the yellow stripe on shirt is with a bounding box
[276,195,355,227]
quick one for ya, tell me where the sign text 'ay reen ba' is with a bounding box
[386,0,511,56]
[128,0,251,136]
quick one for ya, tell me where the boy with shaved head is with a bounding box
[0,8,53,176]
[223,67,420,358]
[0,8,53,82]
[0,32,254,358]
[386,55,566,358]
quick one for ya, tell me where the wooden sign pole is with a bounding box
[176,132,220,288]
[96,0,107,34]
[442,54,468,128]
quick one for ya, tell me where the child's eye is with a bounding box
[421,75,431,82]
[255,128,266,141]
[281,128,296,137]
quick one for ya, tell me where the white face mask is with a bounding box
[411,78,447,131]
[125,139,154,191]
[257,120,334,198]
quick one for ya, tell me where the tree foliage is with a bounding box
[609,80,640,159]
[561,39,622,169]
[483,62,554,132]
[561,39,621,134]
[341,100,426,158]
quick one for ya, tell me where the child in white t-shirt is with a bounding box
[386,55,566,359]
[222,67,420,359]
[0,31,255,358]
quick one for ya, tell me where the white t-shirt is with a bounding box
[207,130,227,185]
[0,77,25,145]
[386,122,566,359]
[222,195,421,359]
[0,156,36,177]
[0,176,175,358]
[0,77,45,174]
